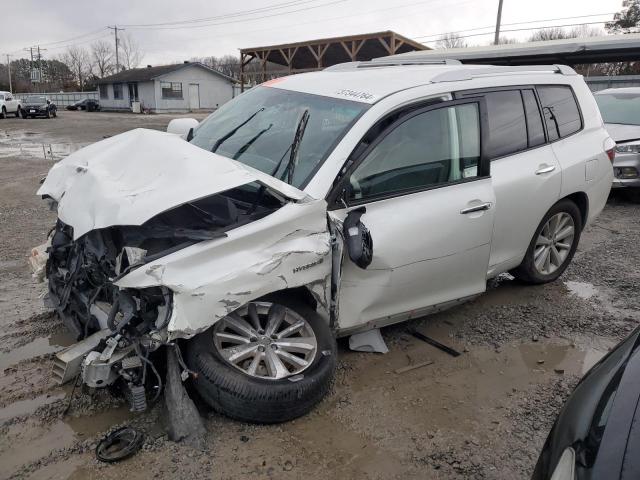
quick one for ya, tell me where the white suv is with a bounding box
[0,91,21,118]
[38,60,614,422]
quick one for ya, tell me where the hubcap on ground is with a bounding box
[212,302,317,380]
[534,212,575,275]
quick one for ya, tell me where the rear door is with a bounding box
[456,87,562,273]
[328,99,496,332]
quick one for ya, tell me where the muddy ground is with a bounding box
[1,111,639,480]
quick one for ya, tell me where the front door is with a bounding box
[127,83,139,105]
[189,84,200,111]
[329,99,496,332]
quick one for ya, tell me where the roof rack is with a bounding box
[324,58,461,71]
[430,64,577,83]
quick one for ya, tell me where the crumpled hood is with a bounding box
[605,123,640,143]
[38,128,308,239]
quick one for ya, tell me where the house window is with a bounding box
[161,82,183,99]
[99,84,108,99]
[113,83,123,100]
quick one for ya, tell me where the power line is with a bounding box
[124,0,347,31]
[121,0,323,27]
[415,12,616,40]
[422,20,610,42]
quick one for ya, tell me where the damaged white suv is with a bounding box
[38,59,614,423]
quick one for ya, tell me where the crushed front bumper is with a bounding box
[612,152,640,188]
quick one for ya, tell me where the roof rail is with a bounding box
[430,64,577,83]
[324,58,461,71]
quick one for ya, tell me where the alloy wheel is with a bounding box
[212,302,318,380]
[534,212,575,275]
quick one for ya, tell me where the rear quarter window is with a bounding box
[537,85,582,141]
[483,90,528,159]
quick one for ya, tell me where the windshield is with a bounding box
[190,86,368,188]
[595,92,640,126]
[26,96,46,104]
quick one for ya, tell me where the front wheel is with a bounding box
[186,297,337,423]
[0,107,5,119]
[512,199,582,284]
[52,109,57,118]
[15,107,21,118]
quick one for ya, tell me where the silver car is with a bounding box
[594,88,640,194]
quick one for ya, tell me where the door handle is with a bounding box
[460,202,492,214]
[535,165,556,175]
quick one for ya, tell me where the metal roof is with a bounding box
[97,62,234,84]
[386,34,640,65]
[239,31,427,86]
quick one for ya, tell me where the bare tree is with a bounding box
[568,25,605,38]
[119,33,144,70]
[528,27,571,42]
[436,33,467,49]
[91,40,114,78]
[62,46,91,90]
[497,36,518,44]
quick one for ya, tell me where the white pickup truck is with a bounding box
[0,91,22,118]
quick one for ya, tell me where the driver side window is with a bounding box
[348,103,481,203]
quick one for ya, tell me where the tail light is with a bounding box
[606,147,616,163]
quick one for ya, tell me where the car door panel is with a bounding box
[328,99,496,332]
[332,179,495,331]
[489,146,561,271]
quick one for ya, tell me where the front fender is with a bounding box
[114,200,331,339]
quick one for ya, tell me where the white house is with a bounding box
[97,62,235,113]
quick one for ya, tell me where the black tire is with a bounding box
[0,107,5,119]
[20,110,27,119]
[185,295,337,423]
[512,199,582,284]
[46,109,51,119]
[15,107,21,118]
[52,109,57,118]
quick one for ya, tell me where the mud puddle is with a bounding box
[565,280,599,299]
[0,330,75,370]
[0,130,89,161]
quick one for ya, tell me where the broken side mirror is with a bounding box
[343,207,373,269]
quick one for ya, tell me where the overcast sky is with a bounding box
[2,0,625,66]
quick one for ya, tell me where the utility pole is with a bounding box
[37,46,43,87]
[5,54,11,92]
[494,0,504,45]
[108,26,122,72]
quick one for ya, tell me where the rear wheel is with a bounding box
[52,109,57,118]
[46,109,51,119]
[186,297,336,423]
[512,199,582,284]
[15,107,21,118]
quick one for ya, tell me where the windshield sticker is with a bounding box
[334,89,378,102]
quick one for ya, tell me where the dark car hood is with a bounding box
[533,327,640,479]
[23,103,47,108]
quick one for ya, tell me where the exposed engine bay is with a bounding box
[45,183,285,411]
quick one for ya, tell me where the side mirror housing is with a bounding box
[166,118,199,139]
[343,207,373,269]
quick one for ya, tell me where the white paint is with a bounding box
[115,200,332,339]
[37,128,307,239]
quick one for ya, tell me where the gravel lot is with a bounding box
[1,111,639,480]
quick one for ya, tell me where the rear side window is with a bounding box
[483,90,527,159]
[522,90,546,147]
[537,86,582,141]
